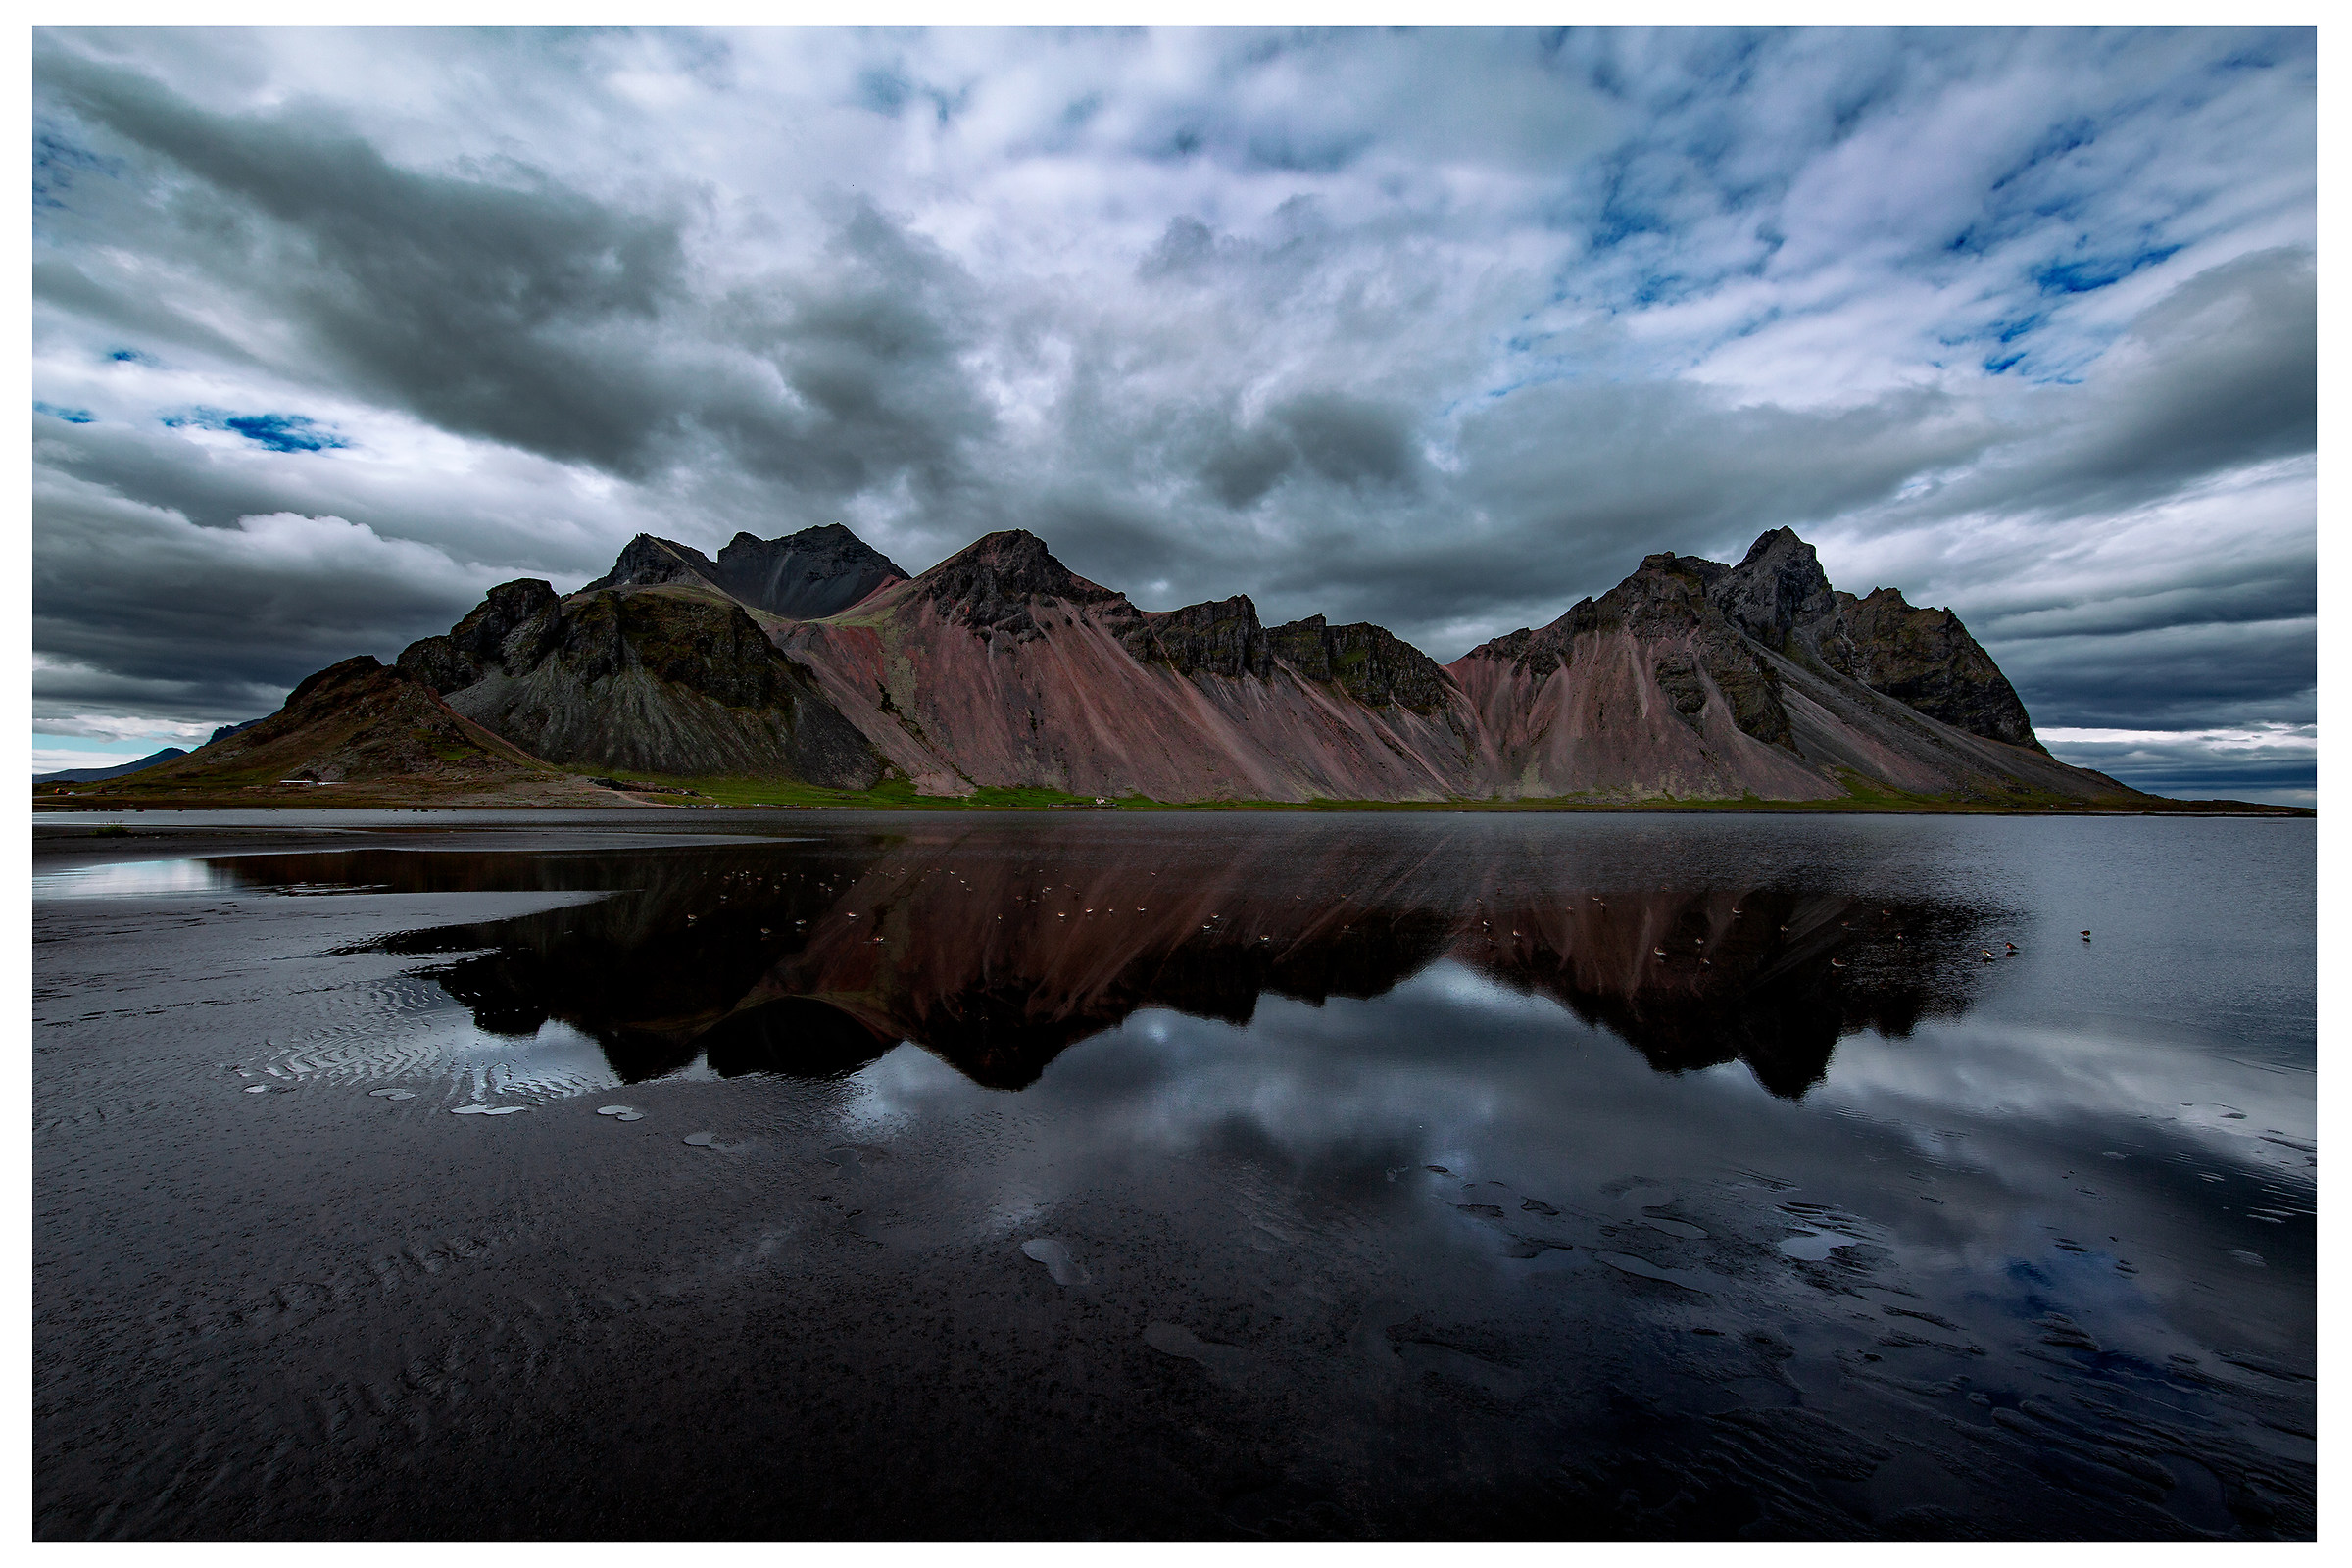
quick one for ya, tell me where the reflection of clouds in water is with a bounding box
[32,858,234,898]
[1819,1023,2316,1150]
[834,956,2311,1361]
[838,962,1788,1216]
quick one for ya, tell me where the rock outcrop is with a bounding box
[398,581,883,787]
[1821,585,2039,748]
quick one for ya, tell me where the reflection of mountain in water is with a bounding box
[213,834,1996,1098]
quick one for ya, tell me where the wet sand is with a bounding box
[32,809,2316,1539]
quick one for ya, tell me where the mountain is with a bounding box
[34,746,188,783]
[58,520,2155,809]
[1446,528,2117,804]
[396,576,884,788]
[761,525,2126,806]
[108,654,595,801]
[770,530,1487,802]
[582,523,906,620]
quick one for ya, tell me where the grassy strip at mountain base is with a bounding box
[34,774,2306,816]
[590,775,2307,815]
[593,774,1137,810]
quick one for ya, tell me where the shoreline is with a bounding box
[30,793,2314,819]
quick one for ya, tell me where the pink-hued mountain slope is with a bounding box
[767,530,1492,802]
[1445,528,2123,804]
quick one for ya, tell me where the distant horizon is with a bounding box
[31,27,2315,804]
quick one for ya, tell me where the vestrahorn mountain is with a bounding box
[70,520,2143,808]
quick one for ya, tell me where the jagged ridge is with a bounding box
[399,580,882,787]
[583,525,907,621]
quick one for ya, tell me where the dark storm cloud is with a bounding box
[1990,618,2316,733]
[26,27,2315,798]
[33,256,267,365]
[1272,392,1419,491]
[1972,548,2317,645]
[703,199,996,500]
[36,413,326,530]
[31,474,494,723]
[37,44,693,476]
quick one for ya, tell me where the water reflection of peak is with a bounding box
[217,834,1992,1097]
[1457,892,1984,1097]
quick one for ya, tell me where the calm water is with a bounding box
[31,810,2315,1539]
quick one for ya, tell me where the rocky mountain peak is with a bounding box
[917,530,1125,634]
[579,525,907,621]
[1708,527,1837,647]
[710,524,907,619]
[580,534,716,596]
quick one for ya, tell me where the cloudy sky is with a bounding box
[30,26,2315,801]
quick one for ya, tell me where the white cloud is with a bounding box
[35,713,217,742]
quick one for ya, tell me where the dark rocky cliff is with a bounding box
[399,583,881,787]
[1118,595,1452,713]
[1266,615,1454,714]
[1821,586,2039,749]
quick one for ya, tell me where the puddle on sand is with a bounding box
[1019,1237,1092,1287]
[242,1085,271,1094]
[367,1088,417,1101]
[450,1104,528,1116]
[683,1132,720,1148]
[1779,1231,1854,1260]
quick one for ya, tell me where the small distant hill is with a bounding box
[34,746,189,783]
[84,655,616,806]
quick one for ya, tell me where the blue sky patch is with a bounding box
[163,407,350,452]
[2034,244,2182,297]
[33,401,96,423]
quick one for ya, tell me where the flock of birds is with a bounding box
[1640,915,2095,972]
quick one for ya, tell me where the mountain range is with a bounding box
[47,521,2151,808]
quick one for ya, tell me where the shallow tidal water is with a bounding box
[31,809,2315,1540]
